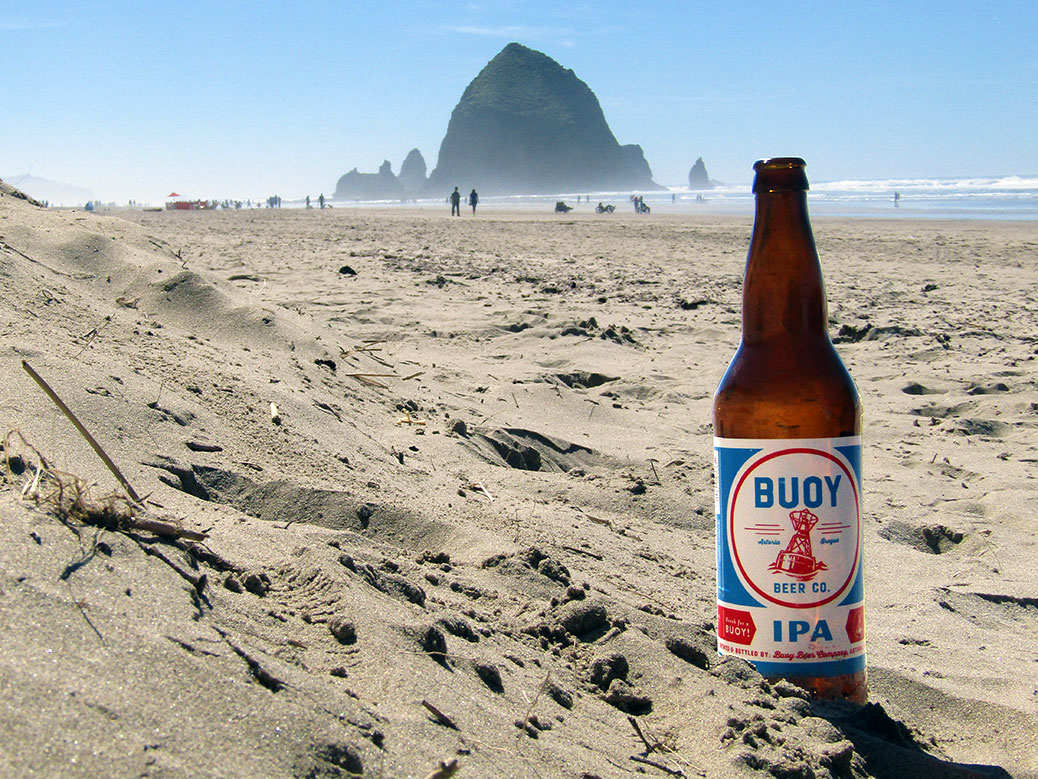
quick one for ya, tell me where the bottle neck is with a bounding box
[742,189,828,342]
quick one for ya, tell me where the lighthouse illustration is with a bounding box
[769,508,828,581]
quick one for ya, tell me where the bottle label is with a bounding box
[714,436,865,677]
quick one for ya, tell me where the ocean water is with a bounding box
[342,175,1038,221]
[669,174,1038,221]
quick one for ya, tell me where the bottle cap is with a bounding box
[753,158,810,193]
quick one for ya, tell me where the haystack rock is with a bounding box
[398,148,427,194]
[688,157,716,190]
[427,43,660,195]
[333,160,404,201]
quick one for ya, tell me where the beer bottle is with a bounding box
[713,158,866,704]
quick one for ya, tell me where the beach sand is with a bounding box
[1,183,1036,778]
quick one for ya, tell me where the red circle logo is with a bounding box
[728,447,860,608]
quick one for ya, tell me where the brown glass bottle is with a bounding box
[713,158,866,704]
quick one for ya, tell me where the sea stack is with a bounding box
[427,43,660,195]
[333,160,404,201]
[688,157,715,190]
[398,149,428,195]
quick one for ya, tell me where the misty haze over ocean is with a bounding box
[7,173,1037,221]
[334,174,1038,221]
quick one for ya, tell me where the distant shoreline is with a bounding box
[71,199,1038,223]
[17,173,1038,221]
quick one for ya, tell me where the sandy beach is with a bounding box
[1,184,1036,778]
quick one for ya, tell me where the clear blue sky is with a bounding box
[3,1,1034,203]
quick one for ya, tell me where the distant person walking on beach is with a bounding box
[450,187,461,216]
[469,188,479,214]
[318,193,325,209]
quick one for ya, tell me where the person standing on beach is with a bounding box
[450,187,461,216]
[469,188,479,214]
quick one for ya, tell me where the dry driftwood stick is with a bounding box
[422,758,459,779]
[628,714,657,753]
[0,240,36,263]
[2,241,80,279]
[22,360,142,504]
[648,458,661,484]
[515,672,551,747]
[396,410,426,426]
[131,516,208,542]
[340,340,395,370]
[5,429,53,476]
[75,315,112,357]
[20,465,41,497]
[421,699,458,730]
[115,296,140,309]
[630,754,685,776]
[346,372,399,388]
[561,545,603,561]
[628,716,705,777]
[340,340,385,356]
[585,397,600,420]
[66,581,105,644]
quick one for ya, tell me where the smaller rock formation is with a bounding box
[398,149,427,195]
[333,160,404,201]
[688,157,716,190]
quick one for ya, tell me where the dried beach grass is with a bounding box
[13,360,207,541]
[4,429,206,542]
[5,429,134,529]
